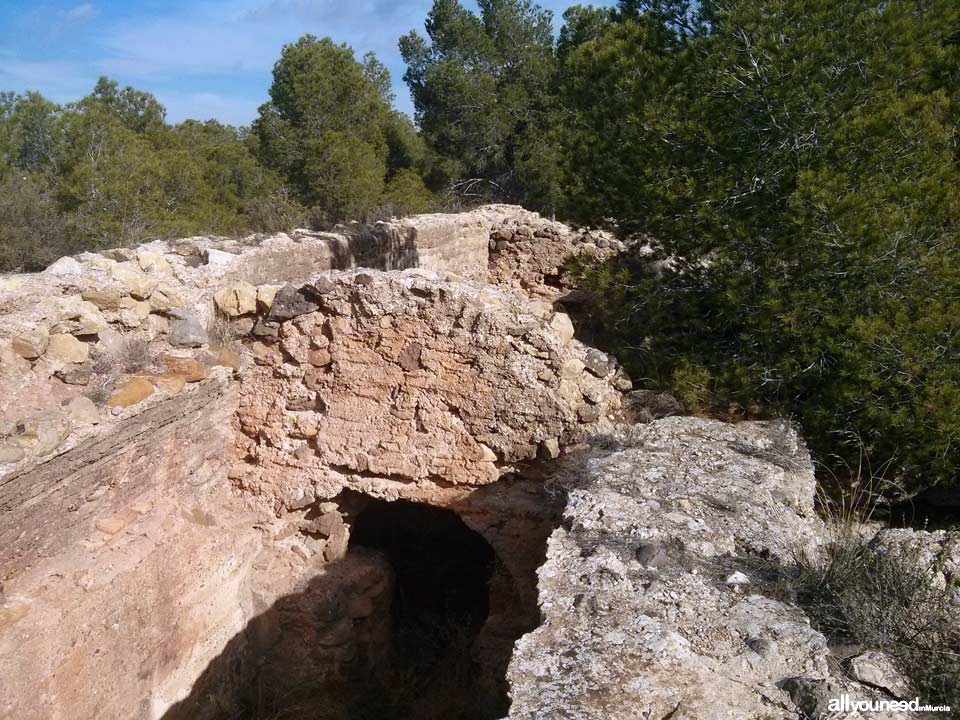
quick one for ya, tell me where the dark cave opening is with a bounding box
[161,482,560,720]
[345,498,505,720]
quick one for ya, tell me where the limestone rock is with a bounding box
[160,355,206,383]
[506,418,829,720]
[106,377,155,409]
[204,248,237,267]
[148,284,184,313]
[168,309,208,348]
[12,329,49,359]
[12,414,72,456]
[111,262,157,300]
[81,289,129,311]
[582,348,615,377]
[235,270,623,503]
[43,256,83,276]
[150,373,186,395]
[51,298,108,335]
[257,285,281,313]
[214,282,258,317]
[117,301,151,328]
[0,443,26,464]
[136,249,172,275]
[62,396,100,425]
[548,312,575,346]
[210,348,241,371]
[46,334,89,364]
[849,651,911,698]
[54,365,92,385]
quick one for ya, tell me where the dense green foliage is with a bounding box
[254,36,435,222]
[0,81,288,269]
[398,0,959,492]
[0,41,436,271]
[551,0,960,493]
[400,0,561,208]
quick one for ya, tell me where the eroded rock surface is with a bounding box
[506,418,915,720]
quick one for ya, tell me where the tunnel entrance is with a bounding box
[161,479,561,720]
[345,499,504,720]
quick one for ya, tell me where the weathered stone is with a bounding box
[507,418,832,720]
[106,377,155,408]
[110,262,156,300]
[266,285,320,322]
[257,285,281,313]
[12,414,72,456]
[203,248,237,267]
[160,355,206,383]
[136,249,172,275]
[397,342,423,372]
[582,348,615,377]
[143,313,170,339]
[307,349,332,367]
[252,319,280,338]
[12,329,49,359]
[151,374,186,395]
[51,298,108,335]
[168,309,208,348]
[117,301,151,328]
[210,348,242,371]
[81,289,128,311]
[312,275,337,294]
[778,677,840,720]
[54,365,92,385]
[43,256,83,276]
[548,312,575,346]
[95,517,127,535]
[236,271,622,496]
[538,438,560,460]
[95,327,126,356]
[849,651,911,698]
[0,443,26,464]
[62,396,100,425]
[251,341,281,366]
[46,334,89,364]
[148,284,184,312]
[577,404,601,423]
[213,282,258,317]
[624,389,683,423]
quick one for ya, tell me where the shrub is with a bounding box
[564,0,960,494]
[0,173,72,272]
[790,534,960,709]
[382,169,436,217]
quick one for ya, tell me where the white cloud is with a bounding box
[63,3,97,22]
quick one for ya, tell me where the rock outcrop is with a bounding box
[506,419,920,720]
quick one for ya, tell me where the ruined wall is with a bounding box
[0,205,624,720]
[232,270,624,509]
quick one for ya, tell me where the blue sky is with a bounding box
[0,0,613,126]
